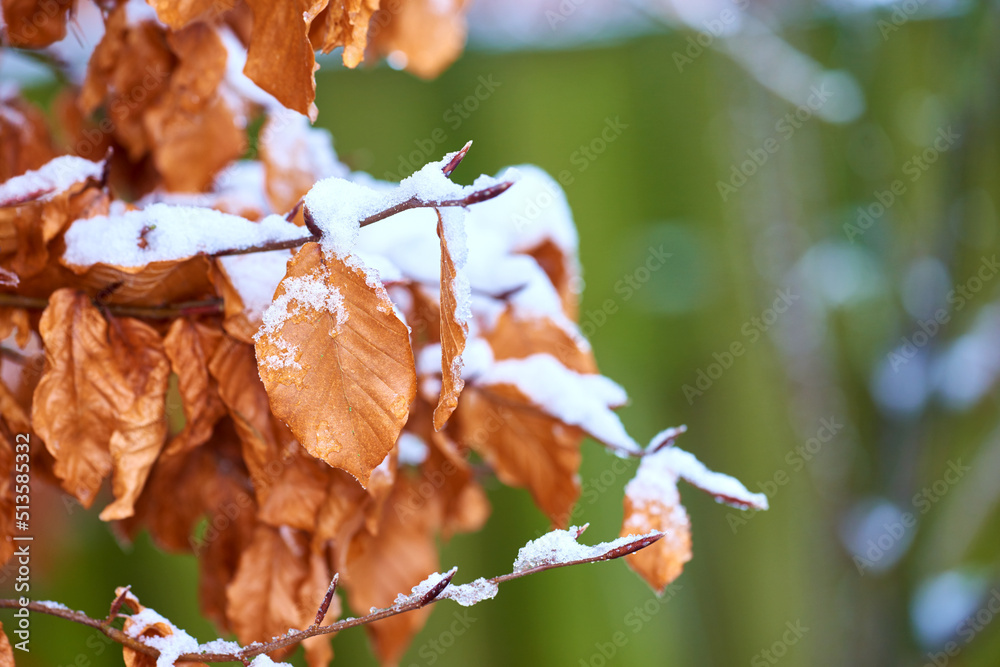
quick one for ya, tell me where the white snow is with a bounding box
[438,206,473,335]
[124,607,200,667]
[35,600,72,612]
[62,204,306,268]
[392,568,499,608]
[393,568,458,606]
[261,111,347,195]
[197,639,243,654]
[476,353,640,454]
[628,445,768,511]
[255,272,347,370]
[218,250,291,322]
[248,655,293,667]
[0,156,103,206]
[304,151,507,260]
[396,432,429,466]
[512,526,661,572]
[440,578,499,606]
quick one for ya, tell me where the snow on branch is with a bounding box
[0,527,662,665]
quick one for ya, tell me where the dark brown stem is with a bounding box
[0,531,662,664]
[0,293,223,319]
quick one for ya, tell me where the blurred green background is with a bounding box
[10,2,1000,666]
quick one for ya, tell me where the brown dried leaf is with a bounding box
[225,524,336,661]
[432,211,467,431]
[31,290,170,517]
[486,308,595,373]
[121,418,246,553]
[147,0,232,29]
[254,243,416,487]
[0,433,14,567]
[1,0,74,48]
[426,430,489,537]
[342,477,439,666]
[66,256,217,306]
[0,97,57,182]
[145,24,245,191]
[163,319,226,456]
[315,467,368,550]
[244,0,326,119]
[0,308,31,351]
[79,4,174,161]
[369,0,468,78]
[310,0,380,68]
[525,238,580,319]
[0,172,108,282]
[620,486,691,595]
[452,383,581,526]
[257,446,332,533]
[208,336,287,507]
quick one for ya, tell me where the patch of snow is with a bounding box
[393,568,458,606]
[62,204,306,268]
[256,272,347,370]
[248,655,293,667]
[124,607,200,667]
[477,353,639,454]
[197,638,243,654]
[218,250,291,322]
[629,445,768,511]
[0,156,103,206]
[512,526,659,572]
[440,578,499,607]
[304,152,507,260]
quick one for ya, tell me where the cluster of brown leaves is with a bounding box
[0,2,768,665]
[0,85,634,667]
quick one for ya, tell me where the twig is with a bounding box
[212,181,513,258]
[0,293,224,319]
[0,531,663,664]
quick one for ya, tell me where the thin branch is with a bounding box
[0,531,663,664]
[211,181,513,258]
[0,293,224,319]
